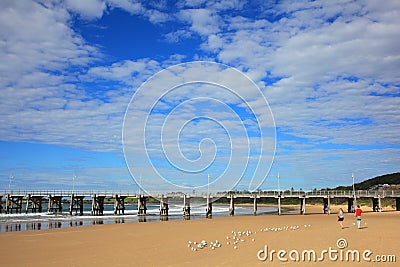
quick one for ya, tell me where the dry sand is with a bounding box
[0,205,398,266]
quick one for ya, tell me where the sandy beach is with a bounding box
[0,205,398,266]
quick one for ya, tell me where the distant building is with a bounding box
[369,184,400,190]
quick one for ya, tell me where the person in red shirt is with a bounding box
[355,205,362,229]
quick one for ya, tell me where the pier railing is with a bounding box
[0,190,137,197]
[1,189,400,198]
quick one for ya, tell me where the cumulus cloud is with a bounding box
[1,0,399,190]
[195,1,400,150]
[177,8,222,36]
[106,0,143,15]
[65,0,107,19]
[0,1,98,80]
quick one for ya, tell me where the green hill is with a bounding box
[335,172,400,190]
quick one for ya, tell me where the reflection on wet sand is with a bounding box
[69,221,83,227]
[114,218,125,224]
[48,221,62,229]
[5,223,21,232]
[92,219,104,225]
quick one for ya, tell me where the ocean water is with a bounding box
[0,203,277,233]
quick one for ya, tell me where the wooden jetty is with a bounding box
[0,189,399,218]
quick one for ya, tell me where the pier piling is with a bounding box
[372,197,382,212]
[206,195,212,218]
[160,195,169,216]
[183,195,190,218]
[277,196,282,215]
[48,195,63,213]
[252,195,259,216]
[300,197,306,215]
[5,194,23,214]
[323,197,331,214]
[229,195,235,216]
[91,194,105,215]
[347,197,355,213]
[138,195,147,216]
[69,194,84,215]
[26,195,43,213]
[113,195,126,215]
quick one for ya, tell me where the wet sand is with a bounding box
[0,205,398,266]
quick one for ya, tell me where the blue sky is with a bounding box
[0,0,399,193]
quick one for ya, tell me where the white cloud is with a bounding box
[107,0,143,15]
[271,17,400,85]
[179,0,245,11]
[145,8,170,23]
[65,0,107,19]
[177,8,221,36]
[0,1,98,82]
[85,59,162,84]
[164,30,194,43]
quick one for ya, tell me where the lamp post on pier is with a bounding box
[277,173,282,215]
[352,173,357,210]
[8,173,14,191]
[72,174,77,193]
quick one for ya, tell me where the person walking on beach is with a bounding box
[337,208,344,229]
[354,205,362,229]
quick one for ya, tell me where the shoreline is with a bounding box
[1,202,396,233]
[0,204,283,233]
